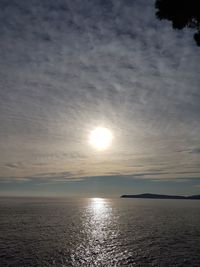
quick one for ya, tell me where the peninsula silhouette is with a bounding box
[121,193,200,199]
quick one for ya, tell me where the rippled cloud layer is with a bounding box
[0,0,200,195]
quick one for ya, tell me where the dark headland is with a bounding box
[120,193,200,199]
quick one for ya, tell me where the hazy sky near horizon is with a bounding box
[0,0,200,196]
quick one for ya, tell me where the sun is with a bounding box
[89,127,113,150]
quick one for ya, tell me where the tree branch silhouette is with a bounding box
[155,0,200,46]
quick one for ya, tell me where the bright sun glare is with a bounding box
[89,127,113,150]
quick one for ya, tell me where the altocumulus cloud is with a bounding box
[0,0,200,188]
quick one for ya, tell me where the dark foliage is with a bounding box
[155,0,200,46]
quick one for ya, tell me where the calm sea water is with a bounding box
[0,197,200,267]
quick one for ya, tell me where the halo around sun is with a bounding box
[89,127,113,150]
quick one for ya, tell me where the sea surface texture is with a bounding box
[0,198,200,266]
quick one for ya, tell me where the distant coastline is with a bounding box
[120,193,200,200]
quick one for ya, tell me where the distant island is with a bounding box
[120,193,200,200]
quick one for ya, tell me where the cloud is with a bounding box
[190,148,200,154]
[0,171,83,184]
[0,0,200,189]
[4,163,21,169]
[31,171,74,180]
[0,177,30,183]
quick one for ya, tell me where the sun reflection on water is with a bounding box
[88,198,111,238]
[90,198,107,212]
[73,198,119,265]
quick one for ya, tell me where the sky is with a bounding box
[0,0,200,197]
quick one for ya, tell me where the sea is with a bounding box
[0,197,200,266]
